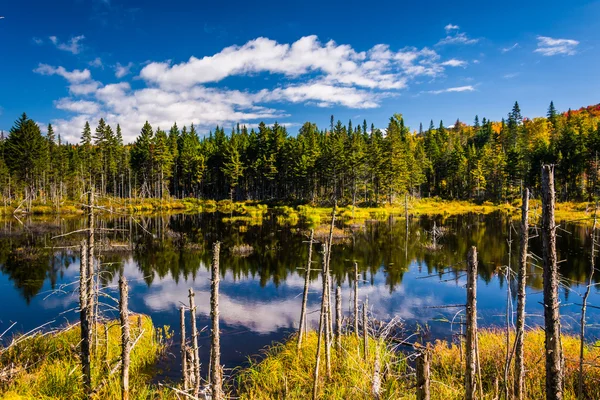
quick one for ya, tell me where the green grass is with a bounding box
[237,328,600,399]
[0,315,173,400]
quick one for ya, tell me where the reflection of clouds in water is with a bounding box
[129,258,443,334]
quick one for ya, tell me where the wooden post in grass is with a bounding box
[119,275,130,400]
[515,188,529,400]
[79,241,92,397]
[465,246,478,400]
[416,349,431,400]
[313,244,328,400]
[189,288,200,397]
[180,306,188,390]
[210,242,223,400]
[298,229,314,351]
[354,262,359,339]
[541,165,563,400]
[363,298,369,361]
[336,285,342,351]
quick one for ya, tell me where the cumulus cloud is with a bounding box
[426,85,475,95]
[55,99,100,114]
[115,62,134,78]
[37,35,469,143]
[32,37,43,45]
[534,36,579,56]
[49,35,85,54]
[34,64,91,83]
[140,36,446,91]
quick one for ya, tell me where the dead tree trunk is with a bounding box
[579,202,597,399]
[541,165,563,400]
[79,241,92,397]
[119,275,130,400]
[180,306,188,390]
[466,246,478,400]
[298,229,314,351]
[211,242,223,400]
[87,190,95,357]
[312,244,328,400]
[416,349,431,400]
[372,345,381,400]
[354,262,359,339]
[189,288,200,397]
[335,285,342,351]
[515,188,529,400]
[363,298,369,361]
[324,242,332,379]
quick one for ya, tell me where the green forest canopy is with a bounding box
[2,102,600,205]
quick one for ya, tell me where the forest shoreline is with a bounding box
[2,196,598,224]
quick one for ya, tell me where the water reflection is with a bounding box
[0,211,599,369]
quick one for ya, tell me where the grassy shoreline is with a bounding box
[2,197,598,224]
[3,319,600,399]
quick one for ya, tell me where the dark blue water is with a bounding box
[0,211,598,377]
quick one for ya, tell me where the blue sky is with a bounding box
[1,0,599,143]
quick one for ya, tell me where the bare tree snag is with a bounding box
[354,261,359,339]
[298,229,314,351]
[189,288,200,398]
[363,298,369,361]
[466,246,478,400]
[312,244,328,400]
[416,349,431,400]
[180,306,188,390]
[119,275,130,400]
[541,165,563,400]
[515,188,529,400]
[579,201,597,399]
[336,285,342,351]
[211,242,223,400]
[79,241,91,397]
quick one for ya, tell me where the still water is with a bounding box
[0,211,599,377]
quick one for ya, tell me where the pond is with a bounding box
[0,210,598,380]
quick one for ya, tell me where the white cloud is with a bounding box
[32,37,43,45]
[426,85,475,95]
[503,72,519,79]
[115,62,134,78]
[437,32,479,46]
[472,59,480,64]
[34,64,91,83]
[501,43,520,53]
[444,24,460,33]
[534,36,579,56]
[89,57,103,68]
[258,83,381,109]
[49,35,85,54]
[55,99,100,114]
[70,81,101,95]
[37,35,471,144]
[140,36,448,91]
[441,59,467,67]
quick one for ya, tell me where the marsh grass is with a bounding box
[236,329,600,399]
[0,315,173,400]
[236,332,405,400]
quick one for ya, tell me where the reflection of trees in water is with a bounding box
[0,211,598,301]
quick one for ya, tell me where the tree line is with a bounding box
[2,102,600,205]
